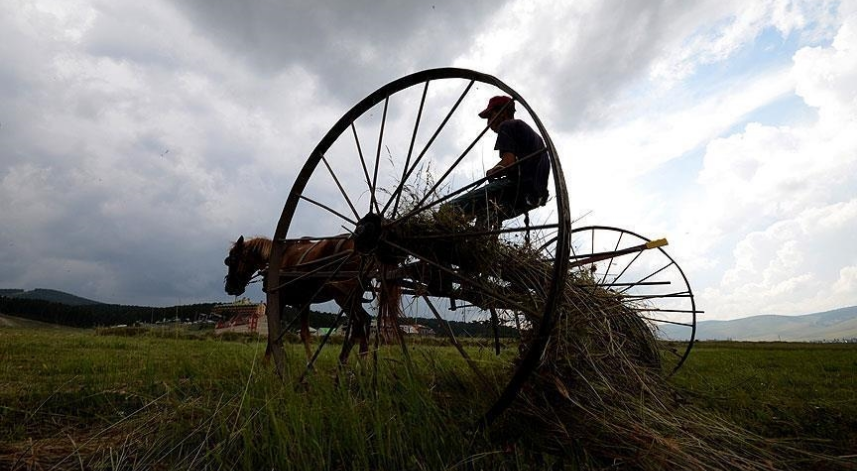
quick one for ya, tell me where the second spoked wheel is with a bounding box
[569,225,699,375]
[265,68,571,425]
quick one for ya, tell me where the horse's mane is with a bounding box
[238,236,273,262]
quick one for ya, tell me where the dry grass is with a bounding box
[392,212,847,470]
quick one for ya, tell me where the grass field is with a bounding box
[0,325,855,470]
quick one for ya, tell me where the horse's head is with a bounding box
[224,235,258,296]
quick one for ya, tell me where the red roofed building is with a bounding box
[214,300,267,336]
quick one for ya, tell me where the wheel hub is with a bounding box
[354,213,384,254]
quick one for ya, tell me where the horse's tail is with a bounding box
[377,269,403,343]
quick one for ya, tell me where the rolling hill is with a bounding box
[0,288,103,306]
[658,305,857,341]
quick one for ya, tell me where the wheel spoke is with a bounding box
[413,114,497,211]
[388,81,429,218]
[298,194,358,226]
[386,80,475,216]
[371,96,389,214]
[623,291,693,301]
[618,261,676,294]
[634,308,701,314]
[598,231,624,286]
[351,122,380,214]
[398,144,548,226]
[321,155,359,220]
[640,317,694,327]
[606,250,644,285]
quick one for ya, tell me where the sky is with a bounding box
[1,0,855,320]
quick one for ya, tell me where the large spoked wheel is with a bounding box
[569,226,699,375]
[266,68,570,426]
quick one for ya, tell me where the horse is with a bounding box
[223,235,373,365]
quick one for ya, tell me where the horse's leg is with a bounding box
[299,305,312,362]
[338,308,355,365]
[352,304,371,359]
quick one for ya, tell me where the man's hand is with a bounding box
[486,164,505,179]
[486,152,517,179]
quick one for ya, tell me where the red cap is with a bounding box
[478,95,514,118]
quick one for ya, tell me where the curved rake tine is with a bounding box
[422,295,490,387]
[298,308,347,383]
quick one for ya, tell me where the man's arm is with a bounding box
[486,152,517,178]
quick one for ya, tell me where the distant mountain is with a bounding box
[657,306,857,341]
[1,288,103,306]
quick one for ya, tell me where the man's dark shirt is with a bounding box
[494,119,550,199]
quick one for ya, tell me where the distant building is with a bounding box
[214,300,267,336]
[401,323,435,336]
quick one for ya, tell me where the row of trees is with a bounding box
[0,296,217,328]
[1,296,519,338]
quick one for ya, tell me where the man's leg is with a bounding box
[444,179,517,222]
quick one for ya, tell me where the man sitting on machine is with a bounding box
[445,95,551,228]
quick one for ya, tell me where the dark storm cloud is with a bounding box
[171,0,497,103]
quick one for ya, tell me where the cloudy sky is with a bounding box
[1,0,855,320]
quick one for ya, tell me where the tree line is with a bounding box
[1,296,520,338]
[0,296,217,328]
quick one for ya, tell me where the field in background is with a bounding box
[1,327,855,469]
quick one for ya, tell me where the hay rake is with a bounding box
[263,68,699,426]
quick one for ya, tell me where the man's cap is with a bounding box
[478,95,514,118]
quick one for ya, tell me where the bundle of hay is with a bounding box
[393,210,795,470]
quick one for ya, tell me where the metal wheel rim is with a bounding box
[266,68,571,426]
